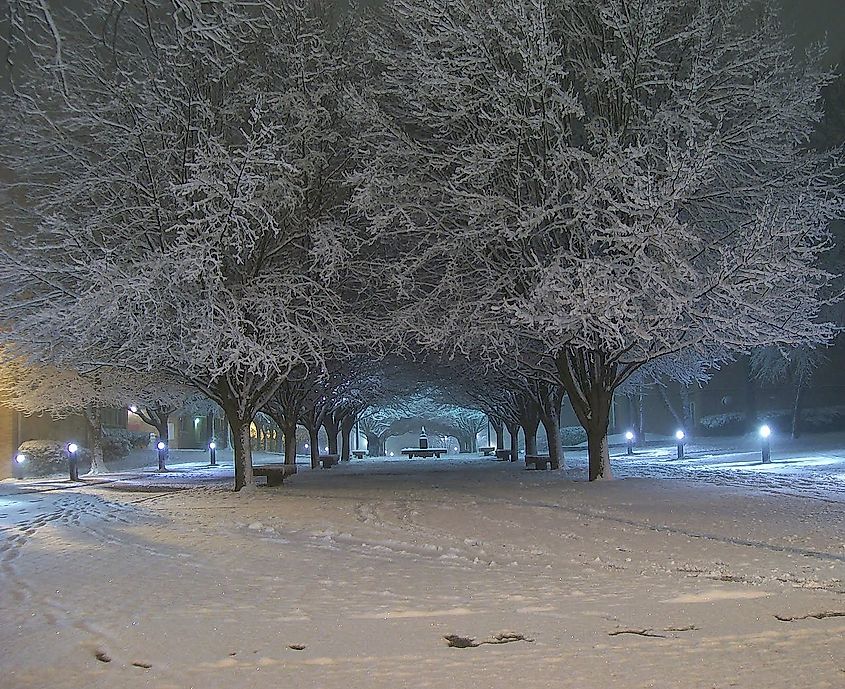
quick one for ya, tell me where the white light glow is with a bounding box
[129,405,138,413]
[67,443,78,454]
[454,446,459,451]
[389,452,395,456]
[625,431,634,441]
[759,425,771,439]
[675,430,685,441]
[209,442,216,450]
[15,453,26,464]
[304,443,309,449]
[157,441,166,451]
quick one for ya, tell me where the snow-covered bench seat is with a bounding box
[319,454,339,469]
[400,447,446,458]
[253,463,297,486]
[495,449,513,461]
[524,455,552,470]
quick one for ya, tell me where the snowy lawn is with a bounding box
[1,439,844,688]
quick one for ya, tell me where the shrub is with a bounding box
[15,440,73,477]
[102,428,150,460]
[699,405,845,435]
[560,426,587,446]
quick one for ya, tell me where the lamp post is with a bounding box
[209,441,217,466]
[67,443,79,481]
[625,430,634,456]
[156,441,167,472]
[675,430,686,460]
[759,425,771,464]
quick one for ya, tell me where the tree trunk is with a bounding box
[680,385,694,432]
[84,406,107,474]
[744,358,758,431]
[305,425,319,468]
[137,407,171,470]
[323,419,339,455]
[506,421,520,461]
[518,399,540,456]
[791,382,804,439]
[283,420,297,465]
[340,415,354,461]
[556,348,616,481]
[586,428,611,480]
[658,385,684,428]
[637,393,645,441]
[538,386,564,470]
[365,431,382,457]
[541,413,563,471]
[491,418,505,449]
[154,420,169,471]
[223,406,255,491]
[523,425,538,456]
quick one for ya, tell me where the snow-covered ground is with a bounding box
[2,436,844,688]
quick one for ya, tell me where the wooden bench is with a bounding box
[495,449,512,462]
[319,454,339,469]
[479,446,496,456]
[525,454,552,470]
[351,450,367,459]
[253,463,297,486]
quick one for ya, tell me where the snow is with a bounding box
[2,436,845,688]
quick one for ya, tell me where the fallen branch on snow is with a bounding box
[774,611,845,622]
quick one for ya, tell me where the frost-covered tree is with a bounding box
[352,0,845,480]
[0,1,366,489]
[0,356,182,474]
[131,388,205,470]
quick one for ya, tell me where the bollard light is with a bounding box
[759,424,771,464]
[625,430,635,456]
[13,453,27,480]
[66,442,79,481]
[675,429,686,460]
[209,441,217,466]
[156,440,167,472]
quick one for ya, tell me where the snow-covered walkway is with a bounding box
[2,440,844,688]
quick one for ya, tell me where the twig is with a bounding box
[775,611,845,622]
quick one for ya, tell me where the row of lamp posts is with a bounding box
[623,425,772,463]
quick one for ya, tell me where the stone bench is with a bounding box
[479,446,496,456]
[319,454,339,469]
[525,455,552,470]
[253,463,297,486]
[495,449,513,462]
[400,448,446,459]
[351,450,367,459]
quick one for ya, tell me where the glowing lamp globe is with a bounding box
[15,453,26,464]
[67,443,78,454]
[625,431,634,441]
[209,442,216,450]
[759,425,771,439]
[675,430,685,441]
[157,441,166,451]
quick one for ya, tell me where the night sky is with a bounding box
[781,0,845,59]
